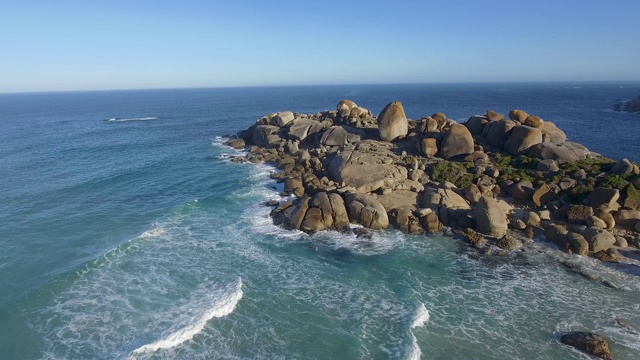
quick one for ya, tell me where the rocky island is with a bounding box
[613,95,640,113]
[224,99,639,359]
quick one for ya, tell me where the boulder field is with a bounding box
[225,100,640,262]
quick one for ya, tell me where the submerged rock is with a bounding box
[560,331,613,360]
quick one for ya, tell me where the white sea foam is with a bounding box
[107,117,158,122]
[411,303,430,329]
[130,278,243,355]
[407,302,429,360]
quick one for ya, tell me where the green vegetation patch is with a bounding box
[429,160,478,188]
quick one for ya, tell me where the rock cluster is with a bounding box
[225,100,640,261]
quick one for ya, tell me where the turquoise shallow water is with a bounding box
[1,84,640,359]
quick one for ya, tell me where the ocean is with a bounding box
[1,83,639,359]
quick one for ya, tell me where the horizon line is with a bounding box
[2,79,640,96]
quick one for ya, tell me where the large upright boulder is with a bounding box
[503,125,543,155]
[440,124,474,159]
[474,196,508,237]
[377,101,409,142]
[582,227,616,252]
[344,191,389,229]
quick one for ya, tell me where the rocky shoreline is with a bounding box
[224,99,639,359]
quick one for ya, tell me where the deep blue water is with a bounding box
[1,83,639,359]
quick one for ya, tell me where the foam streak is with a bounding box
[131,278,243,354]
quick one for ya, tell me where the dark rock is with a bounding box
[440,124,474,159]
[588,188,620,209]
[560,332,613,360]
[567,205,594,224]
[484,120,517,148]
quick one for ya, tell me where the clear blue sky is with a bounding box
[1,0,639,92]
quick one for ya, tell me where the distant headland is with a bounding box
[613,94,640,113]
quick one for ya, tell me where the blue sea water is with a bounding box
[1,83,639,359]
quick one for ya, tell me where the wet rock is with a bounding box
[498,235,520,250]
[344,191,389,229]
[560,332,613,360]
[352,227,373,240]
[592,249,620,263]
[465,228,485,248]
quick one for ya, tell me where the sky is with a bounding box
[1,0,640,93]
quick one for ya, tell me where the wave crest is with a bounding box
[130,278,243,355]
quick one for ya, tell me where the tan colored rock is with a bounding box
[440,124,474,159]
[504,125,543,155]
[418,137,438,157]
[594,209,615,230]
[540,121,567,143]
[320,126,365,146]
[586,216,608,229]
[422,212,443,234]
[524,115,544,128]
[566,232,589,256]
[337,99,357,112]
[274,111,295,127]
[327,146,408,193]
[532,183,555,206]
[486,110,504,121]
[509,109,529,123]
[377,101,409,141]
[288,119,324,142]
[345,191,389,229]
[582,227,616,252]
[474,196,508,237]
[465,184,482,204]
[614,209,640,227]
